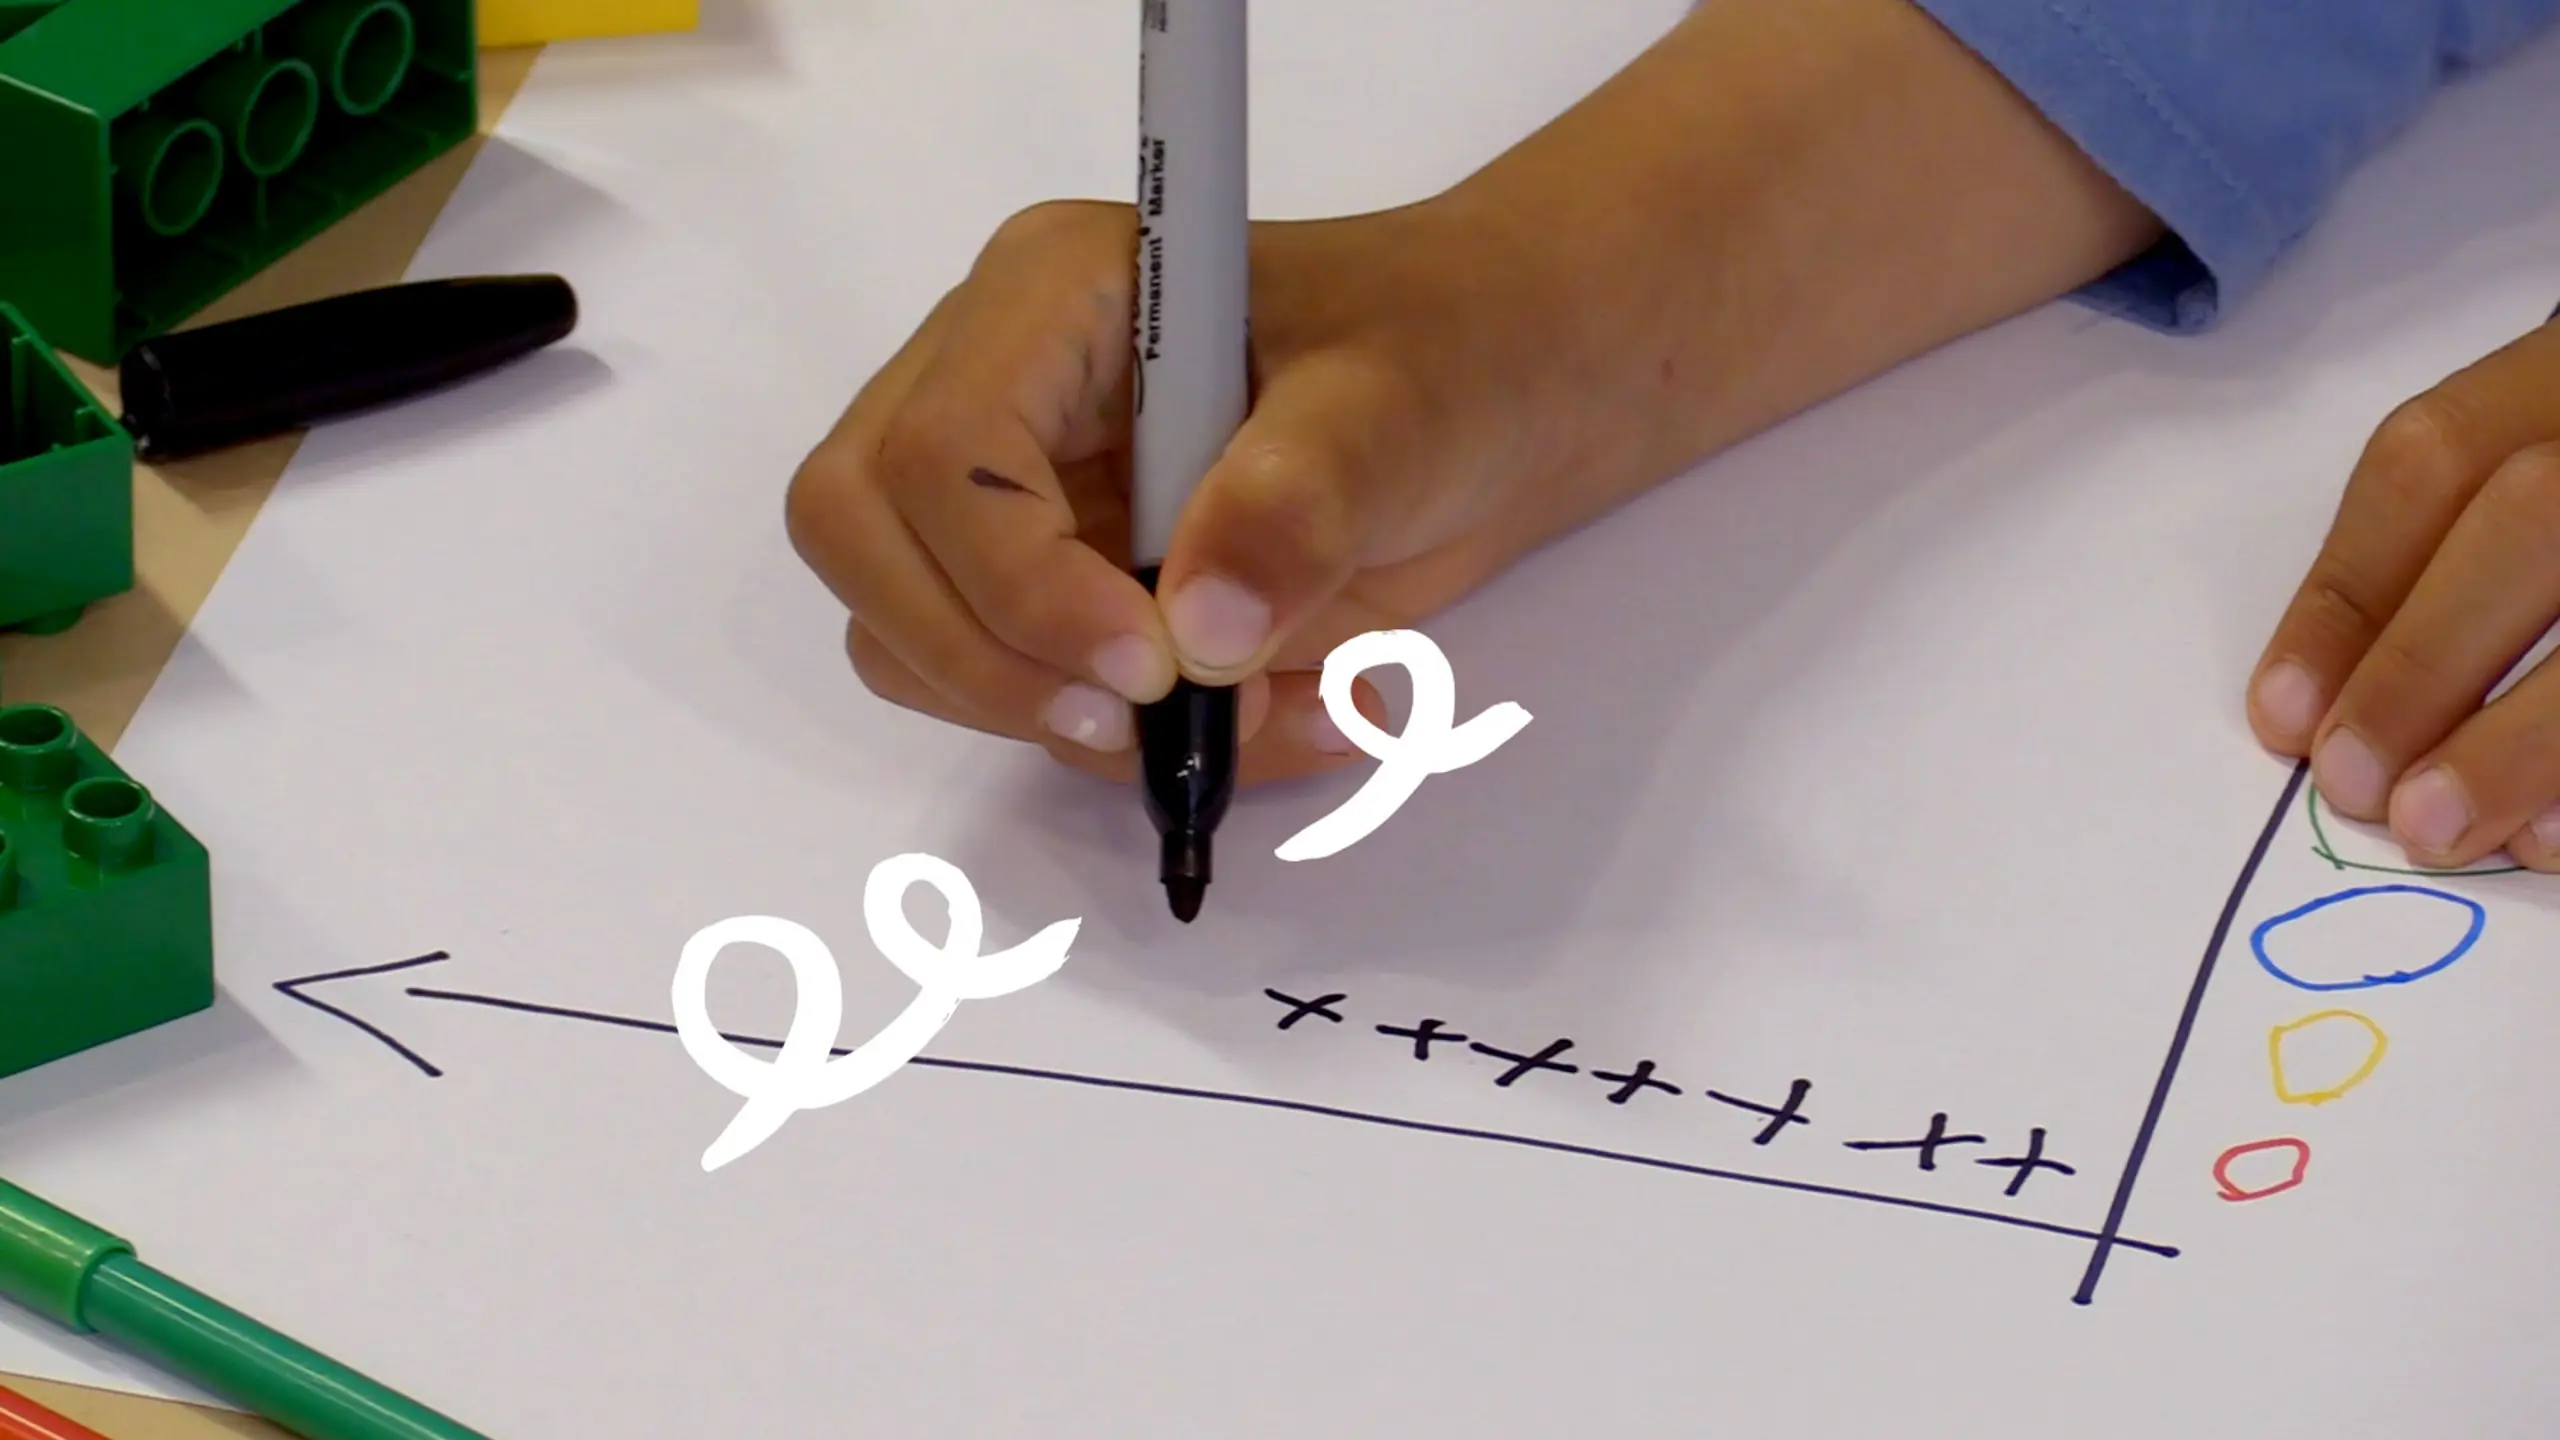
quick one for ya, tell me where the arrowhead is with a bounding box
[273,951,455,1077]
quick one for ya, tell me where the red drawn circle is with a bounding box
[2213,1137,2311,1201]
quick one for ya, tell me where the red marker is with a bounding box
[0,1382,115,1440]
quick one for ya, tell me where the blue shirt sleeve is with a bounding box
[1907,0,2560,331]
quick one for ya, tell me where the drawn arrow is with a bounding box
[273,952,2181,1272]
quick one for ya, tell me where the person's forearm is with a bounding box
[1443,0,2162,529]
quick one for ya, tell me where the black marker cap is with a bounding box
[118,274,578,461]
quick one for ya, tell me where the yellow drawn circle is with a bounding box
[2268,1009,2388,1106]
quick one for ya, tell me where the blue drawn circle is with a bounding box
[2250,883,2485,992]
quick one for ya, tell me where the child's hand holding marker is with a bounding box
[787,0,2560,877]
[784,199,1526,788]
[787,0,2158,786]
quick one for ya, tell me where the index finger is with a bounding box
[870,203,1178,706]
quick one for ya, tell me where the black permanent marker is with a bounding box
[1130,0,1247,923]
[117,274,577,461]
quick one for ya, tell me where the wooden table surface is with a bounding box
[0,44,540,1440]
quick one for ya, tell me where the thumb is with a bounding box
[1154,354,1445,683]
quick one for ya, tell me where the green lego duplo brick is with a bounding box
[0,1,65,47]
[0,300,133,633]
[0,0,479,365]
[0,702,214,1083]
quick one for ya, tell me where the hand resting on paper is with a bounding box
[785,0,2160,788]
[2249,311,2560,874]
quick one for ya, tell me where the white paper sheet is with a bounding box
[5,3,2559,1434]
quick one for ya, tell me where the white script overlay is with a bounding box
[672,853,1081,1171]
[1277,629,1533,861]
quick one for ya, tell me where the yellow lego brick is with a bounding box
[477,0,697,46]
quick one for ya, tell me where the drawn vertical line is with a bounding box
[2071,758,2308,1305]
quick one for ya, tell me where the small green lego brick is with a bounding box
[0,300,134,634]
[0,702,214,1082]
[0,0,479,365]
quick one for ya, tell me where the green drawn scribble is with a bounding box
[2305,782,2526,877]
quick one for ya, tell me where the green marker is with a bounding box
[0,1177,492,1440]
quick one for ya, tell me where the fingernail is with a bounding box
[1091,634,1171,702]
[2252,661,2323,740]
[1307,705,1356,755]
[2532,803,2560,853]
[2312,728,2389,815]
[1164,575,1270,673]
[2389,765,2471,856]
[1042,683,1130,751]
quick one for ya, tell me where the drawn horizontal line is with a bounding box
[404,985,2181,1259]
